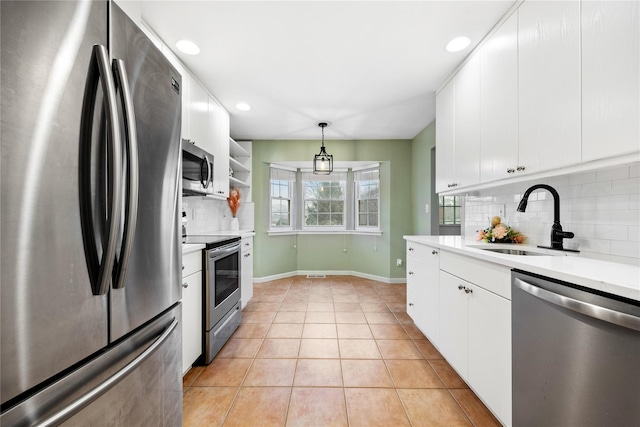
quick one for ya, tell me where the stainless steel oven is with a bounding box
[182,139,214,196]
[204,239,241,363]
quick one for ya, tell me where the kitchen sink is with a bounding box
[479,248,549,256]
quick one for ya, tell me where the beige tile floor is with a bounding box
[182,276,501,427]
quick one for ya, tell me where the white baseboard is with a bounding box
[253,270,406,285]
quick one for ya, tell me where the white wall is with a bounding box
[463,162,640,265]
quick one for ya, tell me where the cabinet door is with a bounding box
[438,271,468,380]
[480,12,519,183]
[435,80,455,193]
[208,97,230,198]
[518,1,581,174]
[468,284,511,426]
[189,80,213,153]
[182,271,202,374]
[454,54,481,188]
[582,0,640,161]
[406,284,424,333]
[241,246,253,310]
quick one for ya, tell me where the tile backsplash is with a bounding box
[463,162,640,265]
[182,196,254,235]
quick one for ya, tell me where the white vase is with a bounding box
[230,217,239,231]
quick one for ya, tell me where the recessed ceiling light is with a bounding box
[236,103,251,111]
[446,36,471,52]
[176,40,200,55]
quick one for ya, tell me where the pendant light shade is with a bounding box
[313,122,333,175]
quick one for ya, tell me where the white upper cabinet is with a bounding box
[582,0,640,161]
[208,97,230,198]
[518,0,581,173]
[190,81,213,154]
[454,54,481,189]
[480,12,519,183]
[435,80,455,193]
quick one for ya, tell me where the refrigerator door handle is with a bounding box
[111,59,139,290]
[33,318,178,427]
[79,44,123,296]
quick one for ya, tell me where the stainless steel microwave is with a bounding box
[182,139,214,196]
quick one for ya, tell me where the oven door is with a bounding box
[182,141,213,196]
[205,242,241,330]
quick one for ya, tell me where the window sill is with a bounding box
[267,230,383,236]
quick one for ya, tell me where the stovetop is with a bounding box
[182,234,240,249]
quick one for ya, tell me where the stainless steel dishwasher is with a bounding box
[512,270,640,427]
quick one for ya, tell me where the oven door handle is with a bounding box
[209,244,240,260]
[514,278,640,332]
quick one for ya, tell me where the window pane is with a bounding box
[317,214,330,225]
[331,214,343,225]
[358,200,367,213]
[305,213,317,226]
[359,214,367,226]
[368,214,378,227]
[438,206,444,223]
[332,201,344,213]
[367,199,378,213]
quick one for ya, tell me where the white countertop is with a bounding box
[404,235,640,302]
[182,229,255,255]
[182,243,205,254]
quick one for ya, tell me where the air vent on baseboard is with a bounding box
[306,274,326,279]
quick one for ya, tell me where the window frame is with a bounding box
[269,167,296,230]
[354,167,380,230]
[301,171,347,230]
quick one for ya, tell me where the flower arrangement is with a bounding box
[227,187,240,217]
[477,216,525,244]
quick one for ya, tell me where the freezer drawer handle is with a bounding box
[514,278,640,332]
[111,58,139,289]
[34,318,178,427]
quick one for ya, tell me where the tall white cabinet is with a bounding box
[480,12,519,183]
[581,0,640,162]
[518,0,582,174]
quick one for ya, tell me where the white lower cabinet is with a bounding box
[406,242,440,342]
[406,241,512,426]
[240,236,253,309]
[182,251,203,374]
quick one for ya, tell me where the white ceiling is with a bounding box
[138,1,516,140]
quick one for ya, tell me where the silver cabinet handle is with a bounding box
[464,287,473,294]
[408,303,414,307]
[408,247,414,251]
[514,278,640,332]
[447,183,458,188]
[35,319,178,427]
[408,271,414,275]
[458,285,464,290]
[431,250,438,255]
[112,58,139,290]
[244,242,250,246]
[516,165,526,172]
[244,253,251,258]
[182,283,188,288]
[507,168,515,174]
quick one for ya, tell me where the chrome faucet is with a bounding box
[516,184,578,252]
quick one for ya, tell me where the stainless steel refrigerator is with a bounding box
[1,1,183,425]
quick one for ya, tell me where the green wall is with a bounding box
[411,120,436,235]
[252,139,412,280]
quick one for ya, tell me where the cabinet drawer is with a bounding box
[406,256,433,289]
[406,241,440,268]
[241,236,253,253]
[440,251,511,299]
[182,250,202,277]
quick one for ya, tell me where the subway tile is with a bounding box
[630,163,640,178]
[630,194,639,210]
[628,226,640,242]
[596,195,630,211]
[611,210,640,226]
[611,241,640,258]
[596,165,630,181]
[570,171,597,185]
[594,225,628,241]
[582,181,612,197]
[576,238,611,255]
[612,178,640,195]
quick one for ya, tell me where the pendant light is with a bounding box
[313,122,333,175]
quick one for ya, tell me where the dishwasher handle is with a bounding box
[514,277,640,332]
